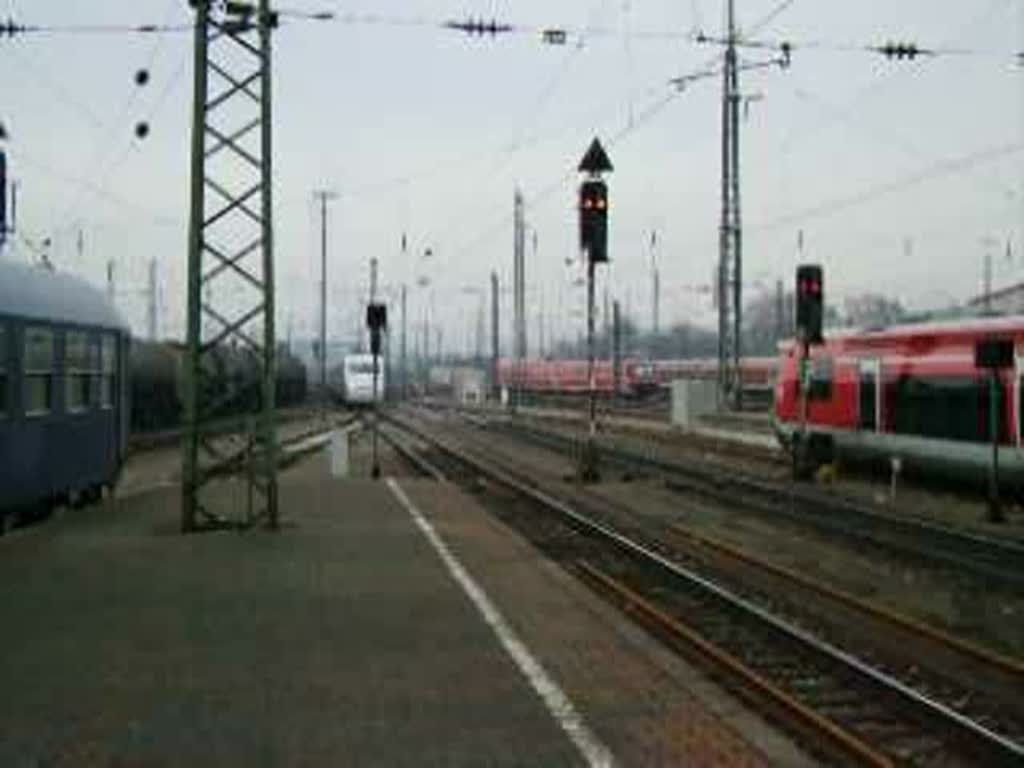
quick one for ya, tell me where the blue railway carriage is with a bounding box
[0,261,130,529]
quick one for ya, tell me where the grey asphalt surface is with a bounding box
[0,453,582,766]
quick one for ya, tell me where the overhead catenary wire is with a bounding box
[428,0,810,292]
[54,0,186,238]
[750,141,1024,234]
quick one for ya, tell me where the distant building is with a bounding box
[967,281,1024,316]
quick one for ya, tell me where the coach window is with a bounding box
[24,326,55,416]
[66,331,99,412]
[0,324,7,418]
[101,334,116,409]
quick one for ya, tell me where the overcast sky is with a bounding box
[2,0,1022,355]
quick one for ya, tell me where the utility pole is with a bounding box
[314,189,337,413]
[513,188,526,411]
[652,258,660,337]
[775,278,784,343]
[106,260,115,304]
[981,236,1000,313]
[400,283,407,399]
[491,270,500,400]
[536,288,544,359]
[612,299,621,407]
[369,257,381,478]
[650,230,660,338]
[181,0,279,532]
[424,306,431,373]
[475,292,484,365]
[718,0,743,411]
[603,285,611,359]
[147,258,158,341]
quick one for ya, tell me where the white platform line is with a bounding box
[386,478,615,768]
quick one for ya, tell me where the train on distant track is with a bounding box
[329,353,385,406]
[494,316,1024,489]
[494,356,776,398]
[129,339,308,433]
[774,316,1024,487]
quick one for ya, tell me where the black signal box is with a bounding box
[366,303,387,331]
[579,179,608,263]
[795,264,824,345]
[975,337,1014,369]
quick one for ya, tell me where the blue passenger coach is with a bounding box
[0,260,130,529]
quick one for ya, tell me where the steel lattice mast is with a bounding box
[182,0,278,532]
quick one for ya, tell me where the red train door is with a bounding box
[858,359,880,431]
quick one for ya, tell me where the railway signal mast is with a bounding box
[577,137,613,482]
[181,0,279,532]
[975,338,1012,523]
[794,264,824,479]
[367,257,387,480]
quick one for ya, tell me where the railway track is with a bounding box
[454,408,1024,591]
[386,408,1024,767]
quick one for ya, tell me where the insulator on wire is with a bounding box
[878,41,922,60]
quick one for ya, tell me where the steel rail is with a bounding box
[669,523,1024,683]
[389,409,1024,766]
[482,413,1024,588]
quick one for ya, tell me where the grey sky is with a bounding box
[2,0,1022,356]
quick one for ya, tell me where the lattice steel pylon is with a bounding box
[182,0,278,532]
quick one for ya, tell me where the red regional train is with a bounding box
[774,316,1024,486]
[496,358,650,395]
[495,356,777,397]
[648,357,777,391]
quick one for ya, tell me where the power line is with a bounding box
[55,0,188,237]
[750,141,1024,234]
[3,6,1018,62]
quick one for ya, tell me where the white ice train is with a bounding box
[341,353,384,406]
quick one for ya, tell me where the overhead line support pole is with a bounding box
[314,189,337,416]
[718,0,743,411]
[259,0,278,529]
[182,0,209,534]
[401,283,407,399]
[491,270,500,400]
[182,0,279,532]
[587,257,596,438]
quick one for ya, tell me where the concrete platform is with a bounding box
[0,444,813,766]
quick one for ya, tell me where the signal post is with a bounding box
[577,138,612,482]
[975,337,1012,523]
[367,279,387,479]
[794,264,824,480]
